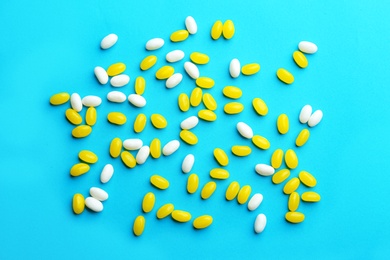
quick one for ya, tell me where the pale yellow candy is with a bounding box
[214,148,229,166]
[231,145,251,157]
[285,212,305,223]
[193,215,213,229]
[223,86,242,99]
[150,138,161,159]
[202,93,217,111]
[72,193,85,214]
[299,171,317,187]
[108,112,127,125]
[187,173,199,194]
[301,191,321,202]
[222,20,235,39]
[134,113,147,133]
[225,181,240,201]
[151,114,167,129]
[272,169,290,184]
[277,68,294,84]
[277,114,289,134]
[150,175,169,189]
[133,215,145,236]
[198,109,217,121]
[252,98,268,116]
[178,93,190,112]
[237,185,251,204]
[296,129,310,147]
[180,130,198,145]
[288,192,300,212]
[140,55,157,71]
[201,181,217,199]
[65,108,82,125]
[210,168,229,180]
[156,66,174,80]
[157,203,174,219]
[293,51,308,68]
[170,29,189,42]
[135,76,146,95]
[142,192,155,213]
[241,63,260,75]
[172,210,192,222]
[50,92,70,105]
[283,177,300,194]
[72,125,92,138]
[110,137,122,158]
[252,135,270,150]
[285,149,298,169]
[190,87,203,107]
[190,52,210,64]
[107,62,126,76]
[224,102,244,114]
[70,163,90,177]
[121,151,136,168]
[86,107,97,126]
[195,77,214,89]
[78,150,98,164]
[271,149,284,169]
[211,20,223,40]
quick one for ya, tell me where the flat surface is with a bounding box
[1,0,389,259]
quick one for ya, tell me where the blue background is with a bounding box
[1,0,389,259]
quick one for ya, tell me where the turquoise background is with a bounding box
[1,0,389,259]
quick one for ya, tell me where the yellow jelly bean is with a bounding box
[242,63,260,75]
[65,108,82,125]
[142,192,155,213]
[78,150,98,164]
[272,169,291,184]
[225,181,240,201]
[134,113,147,133]
[50,92,70,105]
[252,135,270,150]
[224,102,244,114]
[156,66,174,80]
[195,77,215,89]
[70,163,90,177]
[121,151,136,168]
[299,171,317,187]
[211,20,223,40]
[296,129,310,147]
[285,149,298,169]
[193,215,213,229]
[150,175,169,190]
[150,138,161,159]
[107,112,127,125]
[190,52,210,64]
[170,29,189,42]
[135,76,146,95]
[187,173,199,194]
[252,98,268,116]
[140,55,157,71]
[277,114,289,134]
[107,62,126,76]
[301,191,321,202]
[223,86,242,99]
[213,148,229,166]
[237,185,251,204]
[198,109,217,121]
[178,93,190,112]
[210,168,229,180]
[180,130,198,145]
[231,145,251,157]
[283,177,300,194]
[86,107,97,126]
[202,93,217,111]
[150,114,167,129]
[72,125,92,138]
[288,192,300,212]
[222,20,235,39]
[172,210,192,222]
[157,203,175,219]
[285,212,305,223]
[277,68,294,84]
[72,193,85,214]
[133,215,145,236]
[190,87,203,107]
[271,149,284,169]
[110,137,122,158]
[293,51,308,68]
[201,181,217,199]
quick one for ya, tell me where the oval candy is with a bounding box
[146,38,164,50]
[151,114,167,129]
[121,151,136,168]
[157,203,174,219]
[85,107,97,126]
[190,87,203,107]
[248,193,263,211]
[272,169,291,184]
[285,211,305,223]
[288,192,300,212]
[133,215,145,236]
[271,149,284,169]
[299,105,313,124]
[94,66,108,84]
[107,112,126,125]
[78,150,98,164]
[170,30,189,42]
[162,140,180,156]
[299,171,317,187]
[196,77,214,89]
[222,20,235,39]
[184,62,199,79]
[185,16,198,34]
[90,187,108,201]
[72,193,85,214]
[229,58,240,78]
[254,213,267,234]
[223,86,242,99]
[135,76,146,95]
[172,210,191,222]
[211,20,223,40]
[136,146,150,165]
[50,92,70,105]
[140,55,157,71]
[187,173,199,194]
[293,51,308,68]
[110,74,130,87]
[155,66,174,80]
[283,177,300,194]
[232,145,251,157]
[198,110,217,121]
[193,215,213,229]
[214,148,229,166]
[65,109,82,125]
[190,52,210,65]
[70,93,82,112]
[181,116,199,130]
[85,197,103,212]
[252,135,270,150]
[277,114,289,134]
[298,41,318,54]
[107,62,126,76]
[100,164,114,183]
[201,181,217,199]
[301,191,321,202]
[226,181,240,201]
[134,113,147,133]
[150,138,161,159]
[308,110,323,127]
[242,63,260,75]
[166,50,185,63]
[296,129,310,147]
[180,130,198,145]
[166,73,183,89]
[255,164,275,176]
[178,93,190,112]
[72,125,92,138]
[210,168,229,180]
[224,102,244,114]
[110,137,122,158]
[237,122,254,139]
[182,154,195,173]
[252,98,268,116]
[285,149,298,169]
[142,192,155,213]
[82,95,102,107]
[150,175,169,189]
[100,33,118,49]
[107,91,126,103]
[277,68,294,84]
[237,185,251,204]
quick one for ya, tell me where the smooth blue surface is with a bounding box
[1,0,390,259]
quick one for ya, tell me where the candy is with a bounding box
[222,20,235,39]
[190,52,210,65]
[166,50,185,63]
[86,107,97,126]
[110,74,130,87]
[301,191,321,202]
[254,213,267,233]
[225,181,240,201]
[198,109,217,121]
[107,112,126,125]
[110,137,122,158]
[156,66,174,80]
[70,93,82,112]
[172,210,192,222]
[140,55,157,70]
[150,138,161,159]
[285,149,298,169]
[193,215,213,229]
[121,151,136,168]
[94,66,108,84]
[151,114,167,129]
[224,102,244,114]
[127,94,145,109]
[299,171,317,187]
[202,93,217,111]
[223,86,242,99]
[184,62,199,79]
[285,212,305,223]
[237,185,251,204]
[276,68,294,84]
[150,175,169,189]
[190,87,203,107]
[178,93,190,112]
[170,30,189,42]
[271,149,284,169]
[107,62,126,76]
[209,168,229,179]
[133,216,145,236]
[229,59,240,78]
[248,193,263,211]
[100,164,114,183]
[90,187,108,201]
[231,145,251,156]
[308,110,323,127]
[187,173,199,194]
[72,125,92,138]
[135,76,146,95]
[78,150,98,164]
[50,92,69,105]
[162,140,180,156]
[100,33,118,49]
[272,169,291,184]
[134,113,147,133]
[277,114,289,134]
[213,148,229,166]
[157,203,174,219]
[85,197,103,212]
[196,77,214,88]
[255,164,275,176]
[72,193,85,214]
[252,98,268,116]
[185,16,198,34]
[182,154,195,173]
[241,63,260,75]
[107,91,126,103]
[252,135,270,150]
[146,38,164,50]
[296,129,310,147]
[237,122,254,139]
[180,116,199,130]
[299,105,313,124]
[211,20,223,40]
[283,177,300,194]
[136,146,150,164]
[65,109,82,125]
[288,192,300,212]
[82,95,102,107]
[201,181,217,199]
[298,41,318,54]
[166,73,183,89]
[293,51,308,68]
[142,192,155,213]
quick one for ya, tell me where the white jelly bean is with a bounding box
[94,66,108,84]
[298,41,318,54]
[166,73,183,89]
[82,95,102,107]
[90,187,109,201]
[229,58,240,78]
[182,154,195,173]
[237,122,254,139]
[146,38,164,50]
[254,213,267,234]
[100,33,118,50]
[184,61,199,79]
[299,104,312,124]
[162,140,180,156]
[71,93,82,112]
[308,110,323,127]
[136,145,150,164]
[100,164,114,184]
[180,116,199,130]
[110,74,130,87]
[85,197,103,212]
[128,94,146,108]
[123,138,143,150]
[248,193,263,211]
[185,16,197,34]
[107,91,126,103]
[255,164,275,176]
[166,50,185,63]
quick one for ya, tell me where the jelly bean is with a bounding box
[133,215,145,236]
[128,94,147,108]
[299,171,317,187]
[50,92,70,105]
[298,41,318,54]
[254,213,267,234]
[166,73,183,89]
[142,192,155,213]
[277,68,294,84]
[150,138,161,159]
[121,151,136,168]
[277,114,289,134]
[272,169,290,184]
[213,148,229,166]
[229,58,240,78]
[136,146,150,165]
[157,203,174,219]
[71,93,82,112]
[296,129,310,147]
[182,154,195,173]
[140,55,157,70]
[110,74,130,87]
[170,30,189,42]
[82,95,102,107]
[237,185,251,204]
[252,98,268,116]
[190,87,203,107]
[166,50,185,63]
[196,77,214,89]
[211,20,223,40]
[181,116,199,130]
[107,112,126,125]
[178,93,190,112]
[231,145,251,157]
[237,122,254,139]
[151,114,167,129]
[241,63,260,75]
[285,212,305,223]
[180,130,198,145]
[198,109,217,121]
[100,33,118,49]
[150,175,169,190]
[107,91,126,103]
[299,105,312,124]
[190,52,210,65]
[285,149,298,169]
[248,193,263,211]
[78,150,98,164]
[224,102,244,114]
[94,66,108,84]
[184,62,199,79]
[308,110,323,127]
[86,107,97,126]
[134,113,147,133]
[223,86,242,99]
[162,140,180,156]
[185,16,197,34]
[146,38,164,50]
[193,215,213,229]
[156,66,175,80]
[301,191,321,202]
[201,181,217,199]
[85,197,103,212]
[110,137,122,158]
[107,62,126,76]
[222,20,235,39]
[90,187,108,201]
[187,173,199,194]
[172,210,192,222]
[135,76,146,95]
[202,93,217,111]
[72,193,85,214]
[255,164,275,176]
[252,135,270,150]
[100,164,114,183]
[288,192,300,212]
[65,109,82,125]
[271,149,284,169]
[293,51,308,68]
[225,181,240,201]
[72,125,92,138]
[210,168,229,179]
[283,177,300,194]
[123,139,143,150]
